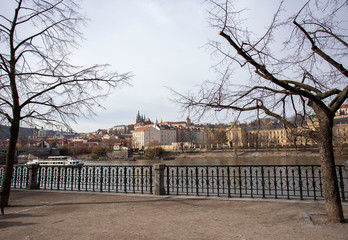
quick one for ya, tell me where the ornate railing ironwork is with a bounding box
[1,164,347,201]
[1,165,153,194]
[0,165,29,189]
[165,165,348,200]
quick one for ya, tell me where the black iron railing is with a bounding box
[1,164,347,201]
[38,165,153,194]
[165,165,348,200]
[1,165,29,189]
[0,165,153,194]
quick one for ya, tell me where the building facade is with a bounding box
[227,115,348,149]
[132,124,177,148]
[132,126,160,148]
[155,125,177,146]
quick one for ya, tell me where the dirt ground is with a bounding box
[1,190,348,240]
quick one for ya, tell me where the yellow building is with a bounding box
[227,117,348,149]
[333,118,348,146]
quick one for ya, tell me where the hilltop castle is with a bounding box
[136,111,152,124]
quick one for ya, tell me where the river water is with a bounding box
[83,155,348,166]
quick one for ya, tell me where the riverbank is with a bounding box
[177,150,320,159]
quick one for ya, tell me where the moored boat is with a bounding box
[26,156,84,166]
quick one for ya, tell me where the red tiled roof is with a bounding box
[134,126,152,132]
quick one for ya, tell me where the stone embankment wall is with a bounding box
[178,149,321,159]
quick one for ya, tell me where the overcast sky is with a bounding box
[69,0,221,132]
[2,0,305,133]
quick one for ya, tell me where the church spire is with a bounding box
[136,110,141,123]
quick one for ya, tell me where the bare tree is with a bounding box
[0,0,131,208]
[174,0,347,222]
[186,130,197,148]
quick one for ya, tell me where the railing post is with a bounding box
[298,166,303,200]
[227,167,231,198]
[261,166,265,198]
[27,164,40,190]
[153,163,166,195]
[338,166,345,201]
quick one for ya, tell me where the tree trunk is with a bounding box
[1,11,21,208]
[1,120,20,207]
[318,117,345,223]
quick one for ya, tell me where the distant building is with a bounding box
[131,116,211,149]
[54,130,76,139]
[33,127,47,140]
[227,104,348,148]
[109,125,127,135]
[136,111,152,124]
[97,129,108,135]
[112,143,129,158]
[175,125,208,148]
[160,117,193,128]
[33,128,76,142]
[155,124,177,146]
[132,126,160,148]
[113,143,129,151]
[131,124,177,148]
[335,104,348,118]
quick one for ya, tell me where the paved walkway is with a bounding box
[1,190,347,240]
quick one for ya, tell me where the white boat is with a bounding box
[26,156,84,166]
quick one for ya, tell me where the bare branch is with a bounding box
[293,20,348,78]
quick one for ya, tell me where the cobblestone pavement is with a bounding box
[1,190,347,240]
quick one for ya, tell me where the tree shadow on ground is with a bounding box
[0,213,43,229]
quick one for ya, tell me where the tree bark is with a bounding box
[0,120,20,207]
[0,20,20,207]
[318,115,345,223]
